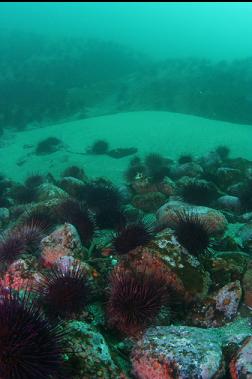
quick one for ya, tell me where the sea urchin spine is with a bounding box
[37,264,89,319]
[0,290,66,379]
[107,266,167,336]
[169,209,213,256]
[112,219,154,255]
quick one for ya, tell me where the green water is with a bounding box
[1,3,252,379]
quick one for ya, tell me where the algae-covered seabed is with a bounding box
[2,110,252,183]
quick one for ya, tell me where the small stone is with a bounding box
[200,151,221,169]
[216,167,242,188]
[157,177,176,196]
[216,195,241,212]
[132,192,167,213]
[67,320,123,378]
[37,183,68,201]
[242,260,252,309]
[227,182,244,196]
[169,162,203,179]
[236,223,252,252]
[0,259,41,291]
[214,281,242,320]
[59,176,85,197]
[132,177,158,194]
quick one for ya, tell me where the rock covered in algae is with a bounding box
[190,281,242,328]
[36,183,68,201]
[148,228,211,300]
[236,223,252,252]
[215,281,242,319]
[210,251,249,288]
[59,176,86,197]
[41,223,82,267]
[0,258,41,291]
[132,319,252,379]
[216,195,241,212]
[67,320,127,379]
[215,167,243,188]
[132,191,167,212]
[169,162,203,179]
[157,201,228,236]
[229,336,252,378]
[157,177,176,196]
[242,260,252,309]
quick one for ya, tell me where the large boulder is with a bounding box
[132,319,252,379]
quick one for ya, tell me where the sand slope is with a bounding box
[1,111,252,184]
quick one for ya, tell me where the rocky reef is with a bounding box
[1,147,252,378]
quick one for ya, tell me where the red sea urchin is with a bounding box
[37,265,89,319]
[0,290,66,379]
[112,220,154,255]
[107,267,167,336]
[169,209,213,256]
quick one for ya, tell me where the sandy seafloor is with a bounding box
[1,111,252,184]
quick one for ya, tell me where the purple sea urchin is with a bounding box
[37,265,89,319]
[95,208,126,230]
[56,198,95,245]
[112,220,154,255]
[178,154,193,164]
[0,291,66,379]
[0,232,26,265]
[0,220,46,265]
[88,139,109,155]
[144,153,170,183]
[15,220,46,254]
[61,165,85,180]
[169,209,213,256]
[144,153,166,170]
[215,145,230,159]
[23,207,57,231]
[11,184,38,204]
[25,173,44,188]
[180,179,219,206]
[35,137,62,155]
[80,181,122,212]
